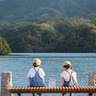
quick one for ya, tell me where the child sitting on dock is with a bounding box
[60,61,79,96]
[27,58,45,87]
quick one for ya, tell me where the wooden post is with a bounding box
[33,93,35,96]
[39,93,41,96]
[1,72,13,96]
[88,72,96,96]
[17,93,21,96]
[89,93,92,96]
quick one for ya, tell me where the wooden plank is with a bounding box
[45,86,47,92]
[60,86,63,92]
[54,87,56,92]
[57,86,59,92]
[31,87,34,93]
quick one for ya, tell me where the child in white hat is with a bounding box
[27,58,45,87]
[60,61,79,96]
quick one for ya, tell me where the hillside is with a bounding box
[1,18,96,52]
[0,0,96,23]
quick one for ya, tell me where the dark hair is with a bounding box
[64,64,71,69]
[33,63,40,67]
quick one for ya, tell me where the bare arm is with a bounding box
[28,77,31,86]
[62,77,64,86]
[42,77,44,82]
[73,76,79,87]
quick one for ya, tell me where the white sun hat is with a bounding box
[33,58,41,66]
[63,61,71,66]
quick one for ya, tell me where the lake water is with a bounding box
[0,53,96,96]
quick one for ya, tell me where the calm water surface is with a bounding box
[0,53,96,96]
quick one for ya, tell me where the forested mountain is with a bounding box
[0,0,96,23]
[0,0,96,52]
[1,18,96,52]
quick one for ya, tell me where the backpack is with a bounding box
[30,68,45,87]
[64,70,75,86]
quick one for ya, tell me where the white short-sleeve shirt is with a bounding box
[60,69,77,82]
[27,67,45,79]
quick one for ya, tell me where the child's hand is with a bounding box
[75,83,80,87]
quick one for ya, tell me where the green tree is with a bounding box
[0,36,11,55]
